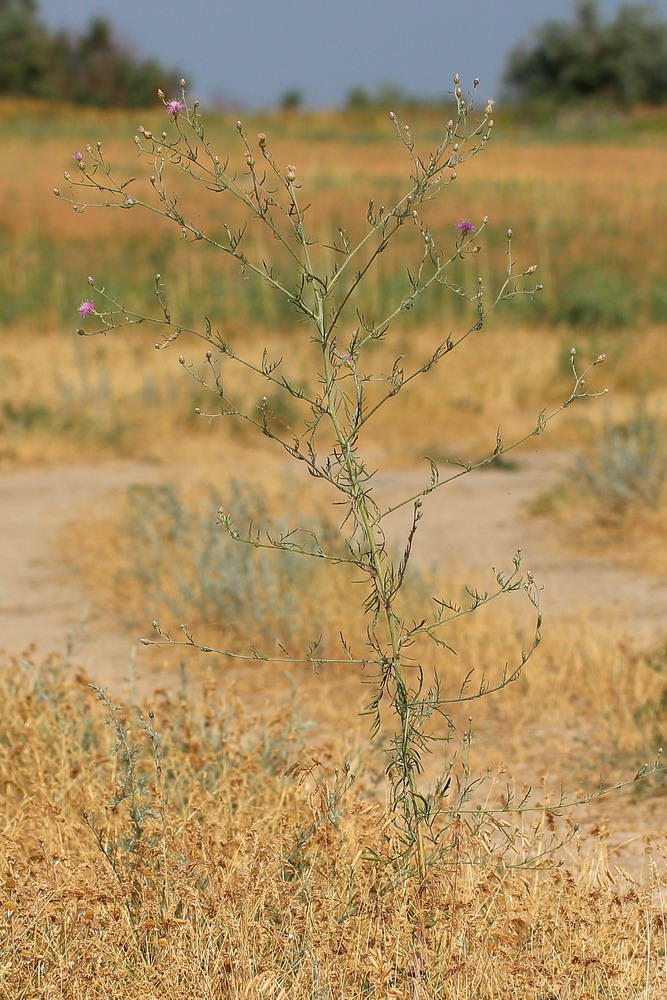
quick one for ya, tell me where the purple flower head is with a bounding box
[73,151,84,162]
[455,219,476,234]
[78,300,95,318]
[165,99,186,115]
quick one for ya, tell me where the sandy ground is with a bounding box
[1,447,666,687]
[0,460,169,682]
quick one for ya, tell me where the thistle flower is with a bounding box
[78,300,95,318]
[165,99,186,115]
[455,219,476,234]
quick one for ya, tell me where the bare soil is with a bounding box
[1,447,666,684]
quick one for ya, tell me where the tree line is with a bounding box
[3,0,667,109]
[0,0,182,107]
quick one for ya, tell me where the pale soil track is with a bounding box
[0,447,666,683]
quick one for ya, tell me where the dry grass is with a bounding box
[2,99,667,469]
[0,652,665,999]
[3,99,667,474]
[3,318,666,470]
[532,486,667,575]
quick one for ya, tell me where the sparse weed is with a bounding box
[59,82,662,874]
[573,403,667,518]
[47,77,666,991]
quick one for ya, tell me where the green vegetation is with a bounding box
[0,0,182,106]
[504,0,667,106]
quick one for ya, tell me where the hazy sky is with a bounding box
[37,0,667,108]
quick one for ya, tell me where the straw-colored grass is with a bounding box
[0,652,665,999]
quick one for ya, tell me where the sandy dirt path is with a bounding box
[378,447,667,640]
[0,460,169,682]
[1,448,665,686]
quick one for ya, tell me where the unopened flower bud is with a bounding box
[63,171,70,180]
[178,355,185,364]
[258,132,267,148]
[389,111,396,120]
[482,215,489,223]
[157,88,164,99]
[87,276,94,285]
[236,120,243,131]
[246,155,254,167]
[447,120,453,129]
[450,172,457,180]
[286,165,296,182]
[507,229,513,238]
[205,350,212,359]
[473,77,480,87]
[180,78,186,87]
[53,188,61,196]
[453,73,460,84]
[456,87,462,97]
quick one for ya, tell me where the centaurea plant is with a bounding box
[55,77,661,917]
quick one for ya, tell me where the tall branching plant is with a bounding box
[55,79,659,896]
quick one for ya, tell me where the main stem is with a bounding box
[316,307,427,885]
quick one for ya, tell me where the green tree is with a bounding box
[63,18,182,109]
[344,82,412,111]
[0,0,183,106]
[504,0,667,105]
[279,88,304,111]
[0,0,53,96]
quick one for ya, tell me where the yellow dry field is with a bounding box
[0,100,666,997]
